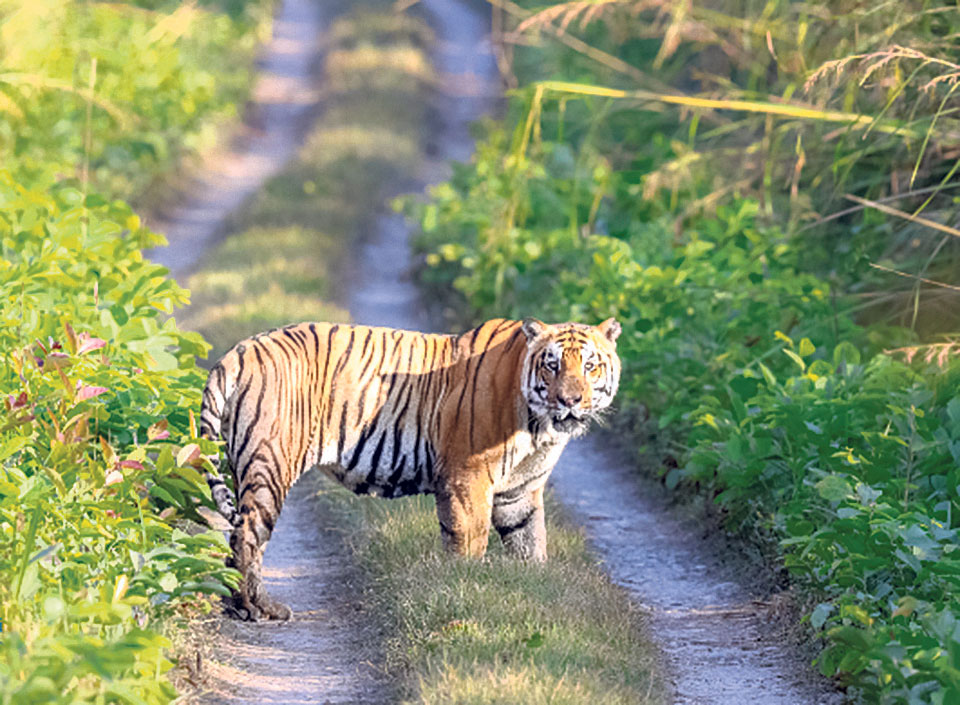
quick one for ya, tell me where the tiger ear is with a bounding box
[521,318,547,342]
[598,317,621,343]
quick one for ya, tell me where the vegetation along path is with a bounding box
[150,0,846,702]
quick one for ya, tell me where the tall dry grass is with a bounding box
[492,0,960,333]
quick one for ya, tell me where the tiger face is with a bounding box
[520,318,622,436]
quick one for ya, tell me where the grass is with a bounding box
[314,480,664,705]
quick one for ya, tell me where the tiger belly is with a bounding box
[313,420,439,498]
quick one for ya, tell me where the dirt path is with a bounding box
[201,481,390,704]
[550,441,845,705]
[147,0,322,279]
[148,0,393,702]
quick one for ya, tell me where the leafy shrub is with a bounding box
[0,171,236,703]
[689,336,960,701]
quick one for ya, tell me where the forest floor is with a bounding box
[149,0,849,701]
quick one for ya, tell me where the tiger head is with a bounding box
[520,317,622,436]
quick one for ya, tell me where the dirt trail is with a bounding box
[551,441,845,705]
[149,0,392,701]
[201,481,390,704]
[147,0,322,279]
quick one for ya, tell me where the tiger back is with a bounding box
[201,317,621,620]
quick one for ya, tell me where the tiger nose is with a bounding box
[558,392,582,408]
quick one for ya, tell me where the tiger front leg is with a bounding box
[227,489,293,622]
[434,478,494,558]
[492,486,547,562]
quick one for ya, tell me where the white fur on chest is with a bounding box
[494,431,569,495]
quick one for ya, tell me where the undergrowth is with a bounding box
[0,0,270,700]
[0,176,235,703]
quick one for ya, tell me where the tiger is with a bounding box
[200,317,621,620]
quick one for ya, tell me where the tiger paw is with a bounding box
[257,596,293,621]
[222,593,259,621]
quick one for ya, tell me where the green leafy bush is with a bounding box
[688,336,960,700]
[0,171,236,703]
[0,0,271,199]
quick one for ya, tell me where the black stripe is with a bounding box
[234,346,269,473]
[327,329,356,427]
[229,352,248,455]
[337,400,350,462]
[385,454,407,491]
[390,395,410,471]
[348,425,373,472]
[496,509,535,538]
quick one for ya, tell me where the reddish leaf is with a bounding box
[77,334,107,355]
[119,460,145,471]
[76,385,108,401]
[148,419,170,441]
[9,391,28,410]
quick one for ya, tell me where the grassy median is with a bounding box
[181,7,432,360]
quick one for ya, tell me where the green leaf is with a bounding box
[664,467,681,490]
[757,362,777,387]
[833,341,861,367]
[0,436,31,463]
[798,338,815,357]
[816,475,852,502]
[810,603,833,630]
[524,631,545,649]
[783,349,806,371]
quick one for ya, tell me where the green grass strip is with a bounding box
[313,480,664,705]
[182,8,431,361]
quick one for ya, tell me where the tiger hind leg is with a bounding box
[226,472,293,621]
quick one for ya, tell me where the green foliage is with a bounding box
[0,172,237,703]
[498,0,960,332]
[0,0,272,199]
[689,339,960,701]
[0,0,274,700]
